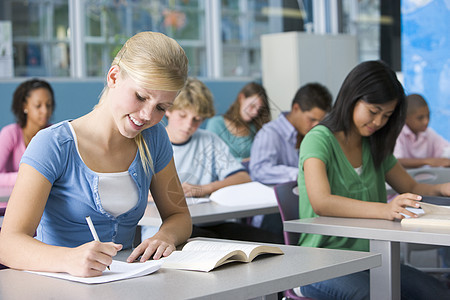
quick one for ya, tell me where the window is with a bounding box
[82,0,206,77]
[2,0,70,77]
[0,0,386,79]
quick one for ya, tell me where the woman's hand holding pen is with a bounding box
[127,235,176,263]
[64,241,122,277]
[385,193,422,221]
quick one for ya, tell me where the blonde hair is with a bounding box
[168,77,215,119]
[106,31,188,174]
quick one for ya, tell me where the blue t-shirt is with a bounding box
[21,121,173,249]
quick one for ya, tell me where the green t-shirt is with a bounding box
[297,125,397,251]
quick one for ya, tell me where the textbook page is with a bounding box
[401,203,450,227]
[27,260,162,284]
[183,240,283,261]
[209,182,277,206]
[421,202,450,215]
[182,240,263,258]
[161,240,284,272]
[161,249,244,272]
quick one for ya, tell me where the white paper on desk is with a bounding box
[209,182,277,207]
[26,260,162,284]
[402,207,424,218]
[185,197,211,205]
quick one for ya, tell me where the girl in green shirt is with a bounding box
[298,60,450,299]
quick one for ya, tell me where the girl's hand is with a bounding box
[65,241,122,277]
[181,182,209,197]
[425,158,450,167]
[438,182,450,197]
[385,193,422,220]
[127,237,176,263]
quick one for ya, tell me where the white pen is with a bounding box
[85,216,110,270]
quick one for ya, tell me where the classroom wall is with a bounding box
[0,79,251,129]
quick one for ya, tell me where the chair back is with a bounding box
[274,181,314,299]
[274,180,301,245]
[407,167,450,184]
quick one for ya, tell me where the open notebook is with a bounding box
[186,182,276,207]
[27,260,162,284]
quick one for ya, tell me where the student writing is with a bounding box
[0,31,192,277]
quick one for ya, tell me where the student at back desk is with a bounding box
[394,93,450,168]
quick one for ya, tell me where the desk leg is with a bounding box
[370,240,400,300]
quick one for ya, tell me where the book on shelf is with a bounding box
[401,196,450,227]
[161,240,284,272]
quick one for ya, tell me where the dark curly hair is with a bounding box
[11,78,55,128]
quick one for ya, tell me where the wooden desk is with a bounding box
[139,201,280,226]
[0,238,381,300]
[284,217,450,300]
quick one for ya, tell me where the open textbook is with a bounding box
[161,240,284,272]
[401,196,450,227]
[26,259,162,284]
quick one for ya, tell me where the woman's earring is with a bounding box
[24,109,28,114]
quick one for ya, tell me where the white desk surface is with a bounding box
[284,216,450,246]
[139,201,280,226]
[284,217,450,300]
[0,238,380,300]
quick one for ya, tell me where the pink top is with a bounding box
[394,125,450,159]
[0,123,26,187]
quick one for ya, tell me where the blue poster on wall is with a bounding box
[402,0,450,140]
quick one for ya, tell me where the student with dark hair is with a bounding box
[0,78,55,187]
[249,82,332,185]
[394,93,450,168]
[206,82,271,162]
[297,60,450,299]
[247,83,331,237]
